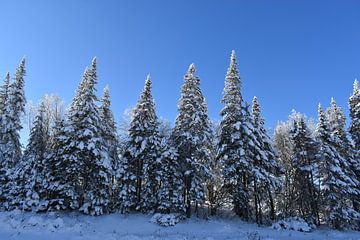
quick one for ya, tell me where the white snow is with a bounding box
[0,211,358,240]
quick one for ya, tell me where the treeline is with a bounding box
[0,51,359,230]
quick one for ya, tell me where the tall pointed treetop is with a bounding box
[101,85,111,109]
[5,72,10,84]
[252,96,262,128]
[0,72,11,114]
[226,50,240,83]
[144,74,152,92]
[353,78,359,96]
[187,63,196,75]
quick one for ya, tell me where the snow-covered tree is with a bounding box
[0,59,26,209]
[118,75,163,212]
[157,144,185,214]
[217,50,254,220]
[0,58,26,169]
[348,79,360,212]
[44,58,112,215]
[317,103,359,229]
[99,86,119,210]
[74,58,112,215]
[0,72,10,116]
[251,96,281,223]
[274,111,316,219]
[326,98,359,215]
[171,64,213,217]
[289,116,320,224]
[99,86,118,174]
[349,79,360,149]
[0,72,10,206]
[8,102,49,211]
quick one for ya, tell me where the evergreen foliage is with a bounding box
[171,64,213,217]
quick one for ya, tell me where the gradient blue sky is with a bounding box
[1,0,359,133]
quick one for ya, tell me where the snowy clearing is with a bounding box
[0,211,358,240]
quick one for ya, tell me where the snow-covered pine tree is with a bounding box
[349,79,360,149]
[171,64,213,218]
[0,72,10,207]
[251,96,281,223]
[74,58,112,216]
[0,59,26,210]
[157,143,185,214]
[217,50,253,221]
[8,101,49,211]
[41,69,90,211]
[289,116,320,224]
[326,98,359,216]
[42,117,72,211]
[348,79,360,212]
[0,72,10,116]
[317,103,359,229]
[136,75,161,212]
[99,85,119,211]
[0,58,26,169]
[44,59,112,215]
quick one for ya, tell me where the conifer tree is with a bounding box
[118,75,166,212]
[0,58,26,169]
[289,116,320,224]
[0,72,10,206]
[75,58,112,215]
[99,86,118,175]
[0,72,10,116]
[348,79,360,212]
[99,86,119,210]
[171,64,213,217]
[0,59,26,209]
[8,102,49,211]
[317,103,359,229]
[157,143,185,214]
[45,59,112,215]
[217,51,253,220]
[251,96,281,223]
[349,79,360,149]
[326,98,359,214]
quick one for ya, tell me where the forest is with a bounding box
[0,51,359,231]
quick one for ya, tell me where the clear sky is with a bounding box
[0,0,359,134]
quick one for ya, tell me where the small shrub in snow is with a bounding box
[150,213,180,227]
[272,217,313,232]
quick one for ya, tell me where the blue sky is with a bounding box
[0,0,359,134]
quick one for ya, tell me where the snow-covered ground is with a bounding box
[0,210,358,240]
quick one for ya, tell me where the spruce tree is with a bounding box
[317,103,359,229]
[157,144,185,214]
[99,86,119,210]
[217,51,253,220]
[171,64,213,217]
[118,75,165,212]
[289,116,320,224]
[326,98,359,215]
[251,96,281,223]
[349,79,360,149]
[0,72,10,206]
[348,79,360,212]
[8,102,48,211]
[43,118,75,211]
[0,58,26,169]
[0,72,10,116]
[74,58,112,215]
[45,59,112,215]
[0,59,26,209]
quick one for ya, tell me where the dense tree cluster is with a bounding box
[0,53,358,230]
